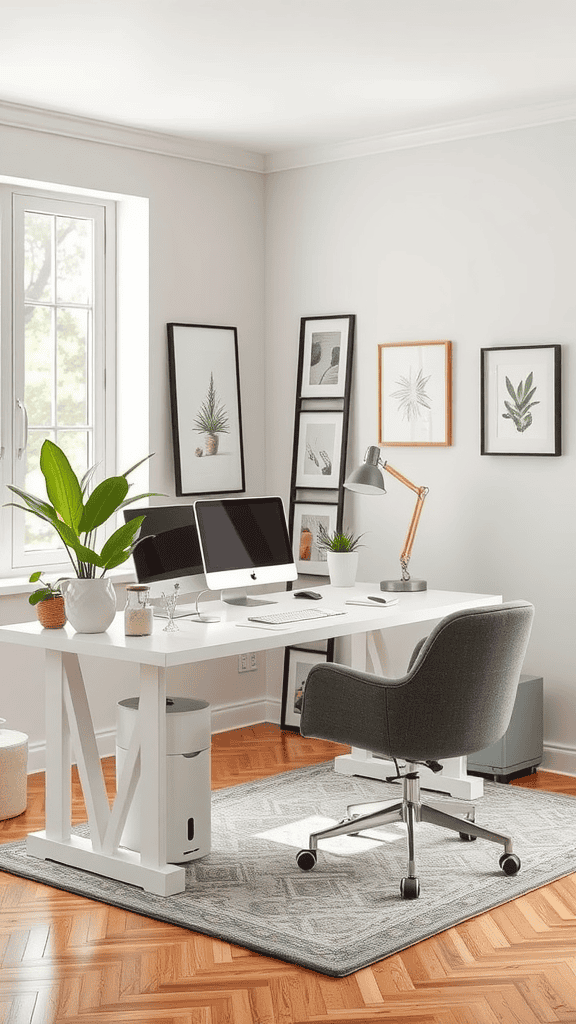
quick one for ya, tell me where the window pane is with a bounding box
[56,217,92,305]
[57,430,89,484]
[24,307,54,426]
[23,430,60,553]
[57,308,88,426]
[24,212,53,304]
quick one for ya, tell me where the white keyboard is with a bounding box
[247,607,345,625]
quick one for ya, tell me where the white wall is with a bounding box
[0,122,268,768]
[3,115,576,775]
[265,121,576,774]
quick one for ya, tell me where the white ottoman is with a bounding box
[0,722,28,820]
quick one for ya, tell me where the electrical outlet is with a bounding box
[238,652,257,673]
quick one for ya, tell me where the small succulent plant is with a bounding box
[502,373,539,433]
[317,526,365,552]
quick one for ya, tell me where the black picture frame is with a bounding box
[280,641,335,731]
[481,344,561,456]
[294,409,345,489]
[167,323,246,495]
[297,314,354,398]
[291,500,338,575]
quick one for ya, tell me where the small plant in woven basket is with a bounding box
[28,572,67,628]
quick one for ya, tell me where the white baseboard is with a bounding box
[29,712,572,779]
[541,744,576,778]
[27,697,283,774]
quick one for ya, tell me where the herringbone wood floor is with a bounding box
[1,723,575,1024]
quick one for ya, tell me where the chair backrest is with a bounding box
[301,601,534,762]
[383,601,534,761]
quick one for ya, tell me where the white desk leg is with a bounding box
[137,663,168,871]
[334,630,484,800]
[27,651,185,897]
[43,649,71,843]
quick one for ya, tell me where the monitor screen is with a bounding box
[194,496,297,599]
[123,504,206,598]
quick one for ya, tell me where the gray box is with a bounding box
[467,674,543,782]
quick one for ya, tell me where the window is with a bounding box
[0,188,116,577]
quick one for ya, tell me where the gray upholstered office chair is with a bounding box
[296,601,534,899]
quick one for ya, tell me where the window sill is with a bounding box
[0,567,137,598]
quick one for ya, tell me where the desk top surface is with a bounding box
[0,584,501,667]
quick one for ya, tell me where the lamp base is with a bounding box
[380,579,427,593]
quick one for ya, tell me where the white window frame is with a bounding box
[0,185,117,578]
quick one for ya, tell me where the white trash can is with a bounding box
[0,720,28,820]
[116,696,211,863]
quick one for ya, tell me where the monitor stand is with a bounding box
[221,588,277,607]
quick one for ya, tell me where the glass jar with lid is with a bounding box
[124,585,153,636]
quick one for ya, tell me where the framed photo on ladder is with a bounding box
[281,643,335,731]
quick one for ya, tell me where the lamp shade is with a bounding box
[344,445,386,494]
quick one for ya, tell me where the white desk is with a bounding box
[0,585,500,896]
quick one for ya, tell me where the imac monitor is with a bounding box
[123,504,206,601]
[194,496,297,606]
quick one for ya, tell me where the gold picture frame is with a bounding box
[378,340,452,446]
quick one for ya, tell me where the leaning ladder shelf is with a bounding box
[280,313,356,730]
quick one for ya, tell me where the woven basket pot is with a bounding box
[36,595,67,629]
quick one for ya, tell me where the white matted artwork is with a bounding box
[378,340,452,446]
[481,344,561,456]
[299,315,354,398]
[292,502,337,575]
[295,411,344,489]
[167,323,246,495]
[281,648,329,729]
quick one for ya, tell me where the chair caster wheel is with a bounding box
[296,849,317,871]
[400,876,420,899]
[499,852,521,875]
[459,832,477,841]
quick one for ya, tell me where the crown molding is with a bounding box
[0,99,265,174]
[3,94,576,178]
[264,97,576,173]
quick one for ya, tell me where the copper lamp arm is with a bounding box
[383,462,429,579]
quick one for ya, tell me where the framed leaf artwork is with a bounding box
[481,344,561,456]
[378,341,452,446]
[167,323,246,494]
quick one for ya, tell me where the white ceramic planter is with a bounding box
[326,550,359,587]
[60,577,117,633]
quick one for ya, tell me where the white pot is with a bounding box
[60,578,117,633]
[326,550,359,588]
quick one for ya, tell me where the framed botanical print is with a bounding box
[295,411,344,489]
[378,340,452,446]
[167,323,246,495]
[481,344,561,456]
[298,315,355,398]
[280,644,334,731]
[291,501,338,575]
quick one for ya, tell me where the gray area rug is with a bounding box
[1,763,575,976]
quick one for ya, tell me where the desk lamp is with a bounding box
[344,445,429,592]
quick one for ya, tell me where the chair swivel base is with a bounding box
[296,775,521,899]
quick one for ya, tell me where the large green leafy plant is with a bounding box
[5,440,159,578]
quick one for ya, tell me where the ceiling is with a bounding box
[3,0,576,159]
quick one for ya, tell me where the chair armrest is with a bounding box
[300,662,400,755]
